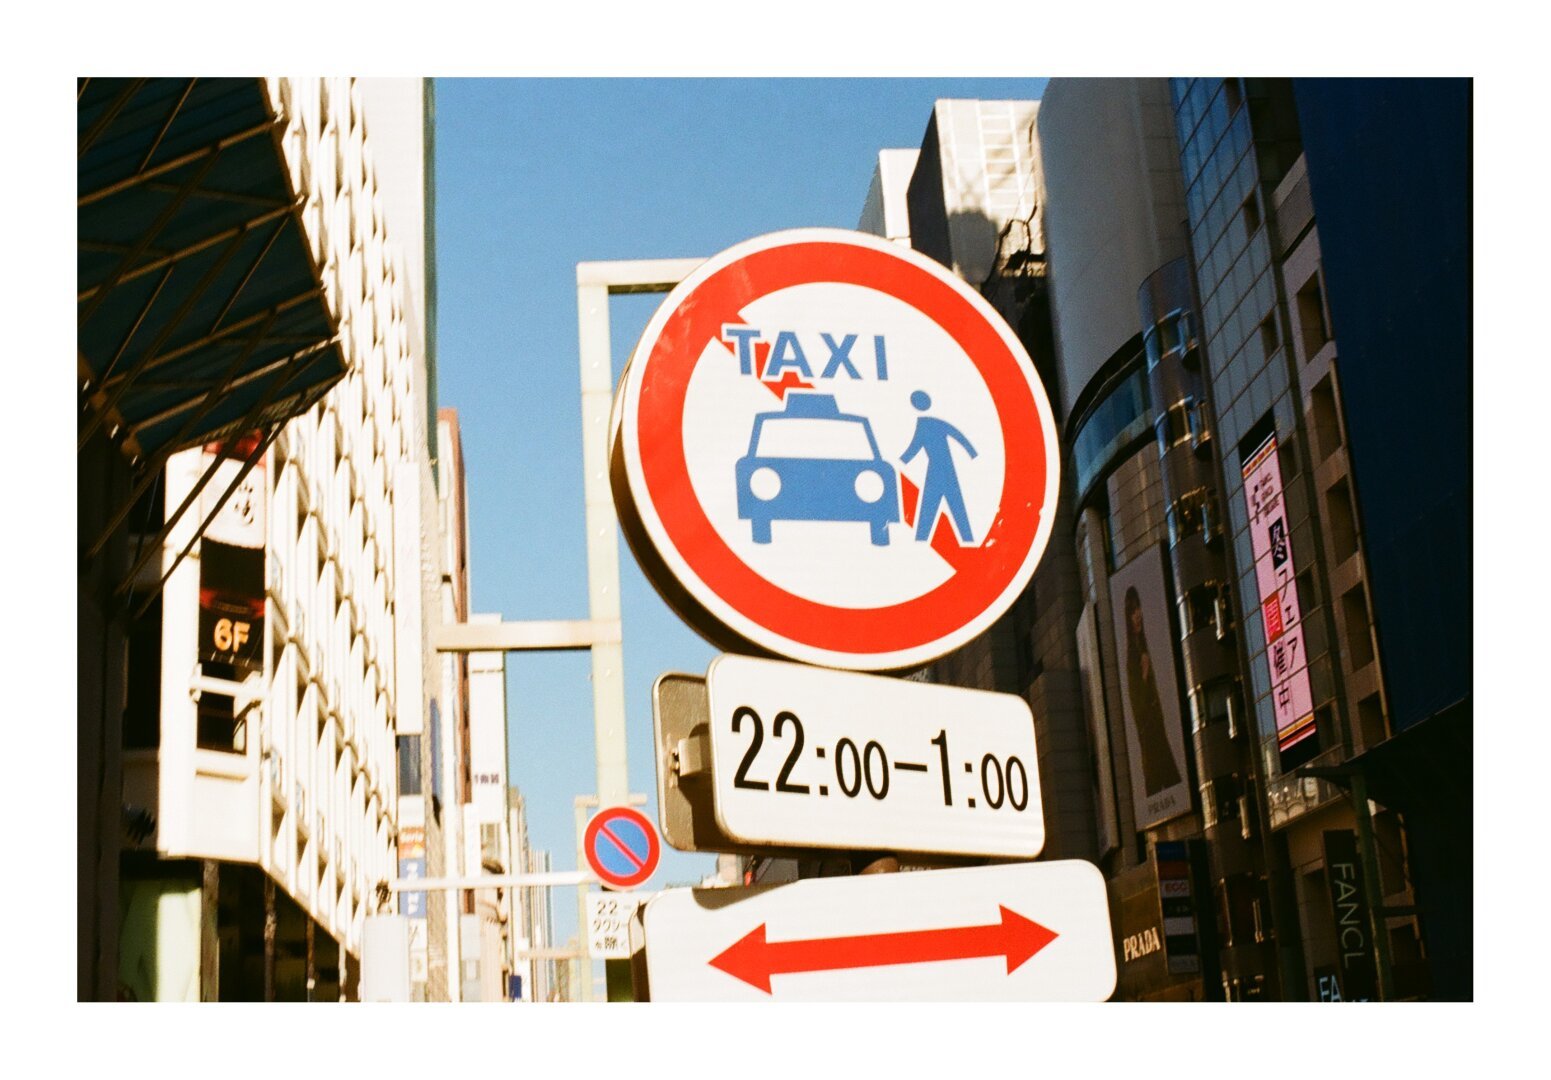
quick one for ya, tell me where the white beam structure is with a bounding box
[576,258,703,294]
[515,947,588,961]
[433,618,620,652]
[386,871,596,891]
[573,265,701,1005]
[576,258,701,807]
[577,261,699,1001]
[431,258,702,1002]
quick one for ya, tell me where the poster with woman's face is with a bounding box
[1109,545,1191,828]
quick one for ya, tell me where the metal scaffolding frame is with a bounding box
[77,77,345,609]
[429,257,703,1001]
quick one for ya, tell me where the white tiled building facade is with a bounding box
[122,78,445,1000]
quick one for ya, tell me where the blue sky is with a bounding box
[432,77,1048,952]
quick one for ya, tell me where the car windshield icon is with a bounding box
[735,392,900,545]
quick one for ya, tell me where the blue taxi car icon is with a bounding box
[735,392,900,546]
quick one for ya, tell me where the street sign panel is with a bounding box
[611,228,1060,671]
[584,805,661,891]
[587,891,651,960]
[641,861,1115,1001]
[700,654,1044,858]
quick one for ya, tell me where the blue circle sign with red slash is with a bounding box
[611,228,1061,672]
[585,805,661,890]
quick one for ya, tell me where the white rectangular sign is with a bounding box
[586,891,649,960]
[705,655,1044,858]
[642,861,1115,1001]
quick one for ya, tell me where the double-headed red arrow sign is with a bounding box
[709,905,1058,994]
[642,861,1116,1002]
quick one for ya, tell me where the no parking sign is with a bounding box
[585,805,661,891]
[612,229,1060,671]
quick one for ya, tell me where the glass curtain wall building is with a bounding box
[906,78,1471,1002]
[1167,76,1469,1000]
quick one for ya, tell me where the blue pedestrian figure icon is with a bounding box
[900,390,977,544]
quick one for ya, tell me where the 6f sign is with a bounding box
[612,229,1060,670]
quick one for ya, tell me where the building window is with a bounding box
[196,682,247,754]
[1310,375,1344,464]
[1166,488,1208,547]
[1215,583,1236,641]
[1188,398,1212,454]
[1189,678,1240,734]
[1072,366,1151,498]
[1202,488,1223,545]
[1325,477,1360,563]
[1203,774,1243,830]
[1259,313,1280,358]
[397,735,423,796]
[1154,411,1174,458]
[124,596,162,749]
[1144,310,1194,371]
[1155,398,1196,457]
[1224,78,1243,116]
[1296,274,1332,361]
[1178,583,1221,638]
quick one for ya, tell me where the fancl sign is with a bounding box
[1322,830,1377,1001]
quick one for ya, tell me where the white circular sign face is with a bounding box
[613,228,1060,671]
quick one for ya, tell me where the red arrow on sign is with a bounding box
[708,905,1058,993]
[899,474,1028,581]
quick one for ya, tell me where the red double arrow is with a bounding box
[708,906,1058,994]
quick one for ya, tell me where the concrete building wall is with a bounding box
[1038,79,1188,415]
[908,100,1042,286]
[857,148,920,243]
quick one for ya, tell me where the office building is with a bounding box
[1164,76,1470,1000]
[94,77,445,1001]
[78,76,349,1000]
[1038,78,1269,999]
[867,98,1096,866]
[855,79,1470,1001]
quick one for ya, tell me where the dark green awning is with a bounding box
[78,77,344,461]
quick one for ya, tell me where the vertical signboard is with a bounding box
[1241,434,1317,756]
[398,826,427,919]
[1109,546,1191,828]
[1154,841,1200,976]
[1075,604,1119,857]
[587,891,648,960]
[469,651,508,822]
[1321,830,1377,1001]
[197,435,266,671]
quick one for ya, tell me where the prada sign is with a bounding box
[1122,923,1163,964]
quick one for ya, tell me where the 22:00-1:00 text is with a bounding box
[727,706,1030,811]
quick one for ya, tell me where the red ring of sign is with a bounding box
[633,239,1049,656]
[583,805,661,891]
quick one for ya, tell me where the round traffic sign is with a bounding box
[584,805,661,891]
[612,228,1060,671]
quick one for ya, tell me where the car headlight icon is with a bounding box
[854,469,885,503]
[751,467,781,500]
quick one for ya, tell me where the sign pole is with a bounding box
[576,260,700,1003]
[602,232,1108,1001]
[573,796,594,1002]
[577,278,628,807]
[1348,771,1395,1002]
